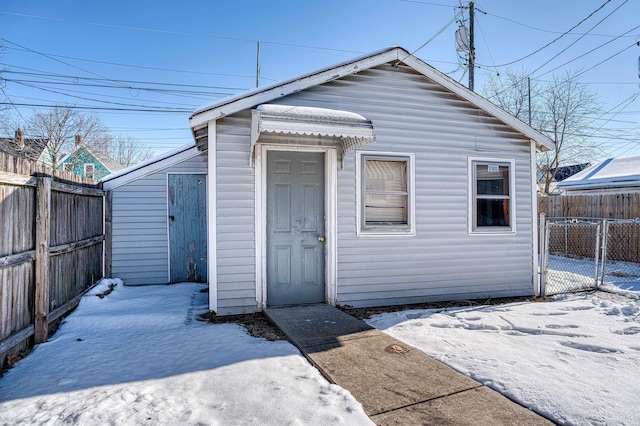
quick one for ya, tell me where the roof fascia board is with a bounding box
[102,146,202,191]
[559,178,640,189]
[189,46,554,153]
[189,49,401,129]
[399,55,554,152]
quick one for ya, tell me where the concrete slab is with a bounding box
[265,305,376,349]
[305,333,480,415]
[265,304,552,424]
[371,386,553,426]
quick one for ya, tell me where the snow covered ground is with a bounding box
[2,257,639,425]
[0,281,372,426]
[546,254,640,296]
[367,290,640,425]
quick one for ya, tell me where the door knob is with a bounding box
[318,236,325,242]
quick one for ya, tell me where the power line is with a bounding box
[2,47,263,80]
[1,70,248,91]
[0,11,362,54]
[0,85,27,123]
[10,80,202,108]
[530,0,629,77]
[397,8,460,64]
[10,81,197,110]
[3,78,238,97]
[484,0,613,68]
[484,10,636,38]
[573,42,637,78]
[399,0,457,8]
[534,24,640,78]
[0,102,192,113]
[0,37,131,89]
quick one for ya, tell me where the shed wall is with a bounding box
[214,63,536,312]
[110,153,208,285]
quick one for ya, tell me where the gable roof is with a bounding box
[558,155,640,191]
[91,148,124,172]
[0,136,48,162]
[59,144,124,173]
[190,46,554,152]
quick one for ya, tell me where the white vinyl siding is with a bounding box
[214,112,257,314]
[275,63,534,308]
[110,153,208,285]
[211,62,536,313]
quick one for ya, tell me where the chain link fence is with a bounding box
[602,220,640,292]
[540,217,640,296]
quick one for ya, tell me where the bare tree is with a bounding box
[27,106,110,171]
[106,134,153,167]
[482,70,602,195]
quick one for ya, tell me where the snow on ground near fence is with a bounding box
[367,291,640,425]
[547,254,640,297]
[0,281,372,426]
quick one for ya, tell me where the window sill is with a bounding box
[359,225,415,237]
[469,227,516,235]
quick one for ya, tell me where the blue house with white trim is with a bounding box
[59,136,123,180]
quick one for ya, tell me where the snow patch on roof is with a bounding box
[257,104,369,122]
[559,155,640,189]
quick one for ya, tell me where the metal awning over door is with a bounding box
[250,104,376,167]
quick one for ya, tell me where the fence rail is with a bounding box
[0,152,104,370]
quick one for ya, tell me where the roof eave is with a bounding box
[189,47,402,129]
[189,46,556,152]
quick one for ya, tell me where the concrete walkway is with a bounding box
[265,304,552,426]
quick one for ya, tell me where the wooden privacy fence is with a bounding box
[538,193,640,219]
[539,193,640,263]
[0,152,104,369]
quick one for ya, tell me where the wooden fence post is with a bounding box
[34,177,51,344]
[104,191,112,278]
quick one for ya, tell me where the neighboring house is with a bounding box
[558,155,640,195]
[538,163,590,194]
[0,129,47,163]
[102,46,554,315]
[59,136,124,180]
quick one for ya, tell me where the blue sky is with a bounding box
[1,0,638,160]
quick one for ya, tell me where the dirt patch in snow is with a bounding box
[199,295,553,342]
[338,295,552,320]
[200,312,287,341]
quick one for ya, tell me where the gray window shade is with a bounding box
[365,159,407,224]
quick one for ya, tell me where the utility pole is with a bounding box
[468,1,475,91]
[528,77,532,126]
[256,41,261,88]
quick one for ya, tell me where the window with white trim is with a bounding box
[358,152,414,235]
[63,163,73,173]
[470,159,514,233]
[84,163,95,179]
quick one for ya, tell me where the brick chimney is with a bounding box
[15,129,25,149]
[75,134,83,146]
